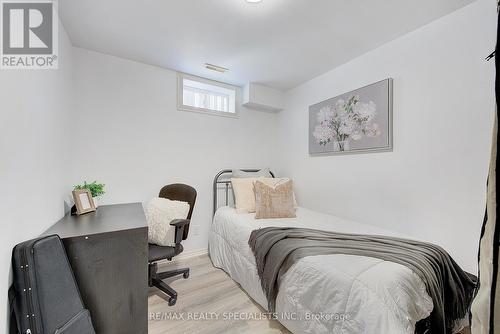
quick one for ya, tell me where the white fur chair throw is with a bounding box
[147,197,190,246]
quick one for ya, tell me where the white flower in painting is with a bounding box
[364,123,381,137]
[313,124,334,145]
[338,121,356,136]
[350,132,363,141]
[316,105,334,124]
[335,99,345,110]
[312,94,381,151]
[354,101,376,121]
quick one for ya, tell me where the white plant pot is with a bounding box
[92,197,99,208]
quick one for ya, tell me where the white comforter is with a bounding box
[208,206,434,334]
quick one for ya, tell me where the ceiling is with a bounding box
[59,0,475,91]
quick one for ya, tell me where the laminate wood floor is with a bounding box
[148,254,471,334]
[148,254,291,334]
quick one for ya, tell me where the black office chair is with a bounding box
[148,183,197,306]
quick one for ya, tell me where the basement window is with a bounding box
[177,73,238,117]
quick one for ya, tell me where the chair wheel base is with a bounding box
[149,263,189,306]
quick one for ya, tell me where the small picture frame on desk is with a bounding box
[72,189,96,215]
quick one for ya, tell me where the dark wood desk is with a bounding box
[43,203,148,334]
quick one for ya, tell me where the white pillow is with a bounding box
[231,177,264,213]
[147,197,190,246]
[232,168,272,178]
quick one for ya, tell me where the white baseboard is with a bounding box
[175,248,208,260]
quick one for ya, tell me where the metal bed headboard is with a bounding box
[213,169,275,215]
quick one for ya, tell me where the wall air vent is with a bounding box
[204,63,229,73]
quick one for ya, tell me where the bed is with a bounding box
[208,170,468,334]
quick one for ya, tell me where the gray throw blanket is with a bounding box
[248,227,476,334]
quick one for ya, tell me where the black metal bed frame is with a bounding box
[212,169,275,215]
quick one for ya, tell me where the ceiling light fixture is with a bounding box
[246,0,263,3]
[204,63,229,73]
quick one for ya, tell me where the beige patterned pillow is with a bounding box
[254,179,296,219]
[259,178,298,207]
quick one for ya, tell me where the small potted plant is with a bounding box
[74,181,105,208]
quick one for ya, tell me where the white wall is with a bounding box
[0,3,494,330]
[71,48,278,253]
[0,22,75,331]
[274,0,497,273]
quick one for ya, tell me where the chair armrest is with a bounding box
[170,219,190,227]
[170,219,190,244]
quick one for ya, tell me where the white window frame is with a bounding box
[177,73,240,118]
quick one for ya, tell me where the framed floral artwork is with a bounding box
[309,78,393,155]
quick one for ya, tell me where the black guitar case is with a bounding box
[9,235,95,334]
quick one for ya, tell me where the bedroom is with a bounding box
[0,0,498,333]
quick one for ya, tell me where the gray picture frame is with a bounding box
[309,78,393,156]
